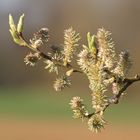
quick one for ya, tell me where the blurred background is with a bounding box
[0,0,140,139]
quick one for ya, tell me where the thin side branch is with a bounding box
[87,75,140,118]
[113,75,140,104]
[22,37,83,73]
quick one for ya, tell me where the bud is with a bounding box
[24,52,40,66]
[44,60,58,74]
[53,76,71,91]
[30,28,49,49]
[88,114,106,133]
[69,96,88,119]
[112,82,119,95]
[34,28,49,43]
[70,96,83,109]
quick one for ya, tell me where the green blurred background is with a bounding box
[0,0,140,139]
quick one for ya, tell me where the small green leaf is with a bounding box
[9,14,16,32]
[17,14,25,33]
[87,32,97,55]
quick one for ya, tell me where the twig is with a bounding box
[21,37,83,74]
